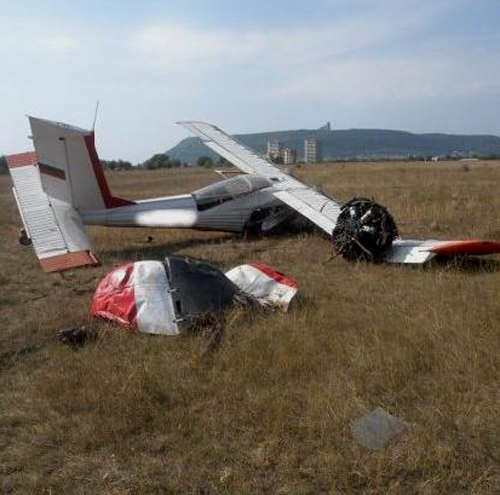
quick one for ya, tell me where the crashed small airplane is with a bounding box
[6,117,500,272]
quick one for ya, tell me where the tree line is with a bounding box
[101,154,215,170]
[0,152,233,174]
[6,152,500,175]
[0,154,191,174]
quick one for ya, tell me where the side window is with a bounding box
[193,175,272,211]
[195,194,232,211]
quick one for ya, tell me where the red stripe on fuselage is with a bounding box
[84,133,135,209]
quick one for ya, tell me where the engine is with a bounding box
[331,197,398,261]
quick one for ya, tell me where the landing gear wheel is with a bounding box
[331,197,398,261]
[19,228,32,246]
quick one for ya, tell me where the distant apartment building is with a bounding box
[282,148,297,165]
[266,140,297,165]
[266,140,283,161]
[304,138,322,163]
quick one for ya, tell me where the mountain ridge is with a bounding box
[166,127,500,164]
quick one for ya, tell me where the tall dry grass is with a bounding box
[1,161,500,494]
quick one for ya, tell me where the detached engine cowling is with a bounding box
[331,197,398,261]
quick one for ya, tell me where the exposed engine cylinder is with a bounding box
[331,197,398,261]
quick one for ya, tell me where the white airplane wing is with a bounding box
[383,238,500,263]
[382,239,440,264]
[178,121,341,234]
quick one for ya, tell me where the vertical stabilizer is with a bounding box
[29,117,132,211]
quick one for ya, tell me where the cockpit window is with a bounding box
[193,174,272,211]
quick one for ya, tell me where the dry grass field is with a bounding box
[1,160,500,494]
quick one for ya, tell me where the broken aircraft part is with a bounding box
[57,325,97,348]
[225,262,298,310]
[91,257,298,335]
[351,407,409,451]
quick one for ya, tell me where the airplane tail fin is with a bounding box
[6,117,135,273]
[7,152,100,272]
[29,117,133,211]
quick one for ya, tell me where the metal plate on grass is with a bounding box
[351,407,409,451]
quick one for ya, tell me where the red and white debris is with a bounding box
[91,258,298,335]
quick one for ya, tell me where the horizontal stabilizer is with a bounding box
[7,153,100,273]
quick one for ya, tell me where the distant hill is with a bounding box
[166,128,500,164]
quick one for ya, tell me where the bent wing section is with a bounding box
[382,239,440,264]
[178,121,341,235]
[383,239,500,263]
[7,153,99,272]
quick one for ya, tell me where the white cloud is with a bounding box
[270,46,500,105]
[127,2,500,108]
[0,23,82,56]
[37,33,82,54]
[128,3,443,70]
[129,24,259,67]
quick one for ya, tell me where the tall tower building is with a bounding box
[304,138,322,163]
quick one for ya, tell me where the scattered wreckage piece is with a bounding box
[351,407,409,451]
[57,326,97,348]
[225,262,298,310]
[91,257,298,335]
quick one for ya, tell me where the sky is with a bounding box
[1,0,499,162]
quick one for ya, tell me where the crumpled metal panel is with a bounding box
[225,263,298,310]
[91,261,180,335]
[351,407,409,451]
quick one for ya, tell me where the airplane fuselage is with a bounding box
[81,188,287,233]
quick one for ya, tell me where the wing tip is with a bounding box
[177,120,213,127]
[425,240,500,256]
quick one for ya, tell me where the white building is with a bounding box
[304,138,322,163]
[282,148,297,165]
[266,140,283,160]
